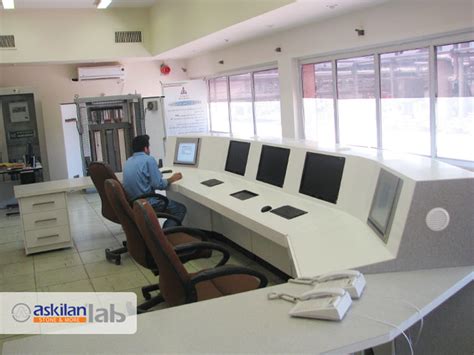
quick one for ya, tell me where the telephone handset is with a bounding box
[289,269,366,299]
[268,287,352,321]
[290,287,352,321]
[299,287,346,301]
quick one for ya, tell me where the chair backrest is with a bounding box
[88,162,120,223]
[104,179,156,270]
[133,199,191,307]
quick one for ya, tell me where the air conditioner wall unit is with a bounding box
[77,65,125,81]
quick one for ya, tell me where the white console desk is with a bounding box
[4,266,473,354]
[168,167,392,277]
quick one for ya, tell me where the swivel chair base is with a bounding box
[142,283,160,300]
[137,293,164,313]
[105,241,128,265]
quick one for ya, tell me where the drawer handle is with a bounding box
[35,218,58,224]
[37,234,60,240]
[32,201,55,207]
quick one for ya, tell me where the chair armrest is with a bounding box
[190,265,268,288]
[173,241,230,267]
[130,193,169,211]
[164,226,209,240]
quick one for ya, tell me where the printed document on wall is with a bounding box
[162,80,209,136]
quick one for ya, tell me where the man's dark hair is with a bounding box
[132,135,150,153]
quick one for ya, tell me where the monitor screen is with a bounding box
[173,138,200,165]
[256,145,290,188]
[225,140,251,176]
[299,152,345,204]
[368,169,403,243]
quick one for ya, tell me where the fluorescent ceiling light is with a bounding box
[2,0,15,9]
[97,0,112,9]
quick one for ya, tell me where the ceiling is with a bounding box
[1,0,156,8]
[157,0,390,59]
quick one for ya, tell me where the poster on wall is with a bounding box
[162,80,209,136]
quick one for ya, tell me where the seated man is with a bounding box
[123,135,186,228]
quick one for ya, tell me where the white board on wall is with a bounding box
[162,80,209,136]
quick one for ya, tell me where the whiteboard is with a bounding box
[162,80,209,136]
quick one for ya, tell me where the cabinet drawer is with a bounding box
[20,193,66,214]
[23,209,68,232]
[25,225,71,248]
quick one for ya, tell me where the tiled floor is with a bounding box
[0,191,285,349]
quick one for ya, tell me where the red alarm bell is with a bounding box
[160,63,171,75]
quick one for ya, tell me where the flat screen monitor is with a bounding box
[225,140,251,176]
[368,169,403,243]
[173,138,200,166]
[299,152,346,204]
[256,145,290,188]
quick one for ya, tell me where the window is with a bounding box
[380,48,430,155]
[229,73,254,136]
[208,68,282,138]
[254,69,282,137]
[208,77,230,132]
[301,36,474,163]
[436,41,474,161]
[337,55,377,148]
[302,62,335,145]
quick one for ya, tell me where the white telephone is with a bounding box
[289,287,352,321]
[267,287,352,321]
[289,270,366,299]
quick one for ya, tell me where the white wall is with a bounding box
[185,0,474,138]
[0,9,151,64]
[0,60,188,180]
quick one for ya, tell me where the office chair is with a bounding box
[88,162,179,265]
[133,199,268,307]
[104,179,231,310]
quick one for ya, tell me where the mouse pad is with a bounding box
[270,205,307,220]
[201,179,224,187]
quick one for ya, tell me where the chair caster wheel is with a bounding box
[143,291,151,300]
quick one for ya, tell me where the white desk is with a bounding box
[168,168,393,277]
[4,266,473,354]
[13,175,121,254]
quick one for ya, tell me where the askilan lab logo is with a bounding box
[11,303,126,324]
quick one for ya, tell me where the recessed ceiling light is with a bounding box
[97,0,112,9]
[2,0,15,9]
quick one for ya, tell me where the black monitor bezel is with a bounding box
[256,145,291,188]
[298,152,346,204]
[225,140,251,176]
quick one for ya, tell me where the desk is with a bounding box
[13,176,110,254]
[168,167,393,277]
[3,266,473,354]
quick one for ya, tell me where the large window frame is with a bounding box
[300,31,474,165]
[207,66,282,138]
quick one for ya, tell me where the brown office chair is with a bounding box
[133,199,268,307]
[88,162,179,265]
[104,179,231,311]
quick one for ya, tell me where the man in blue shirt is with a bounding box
[123,135,186,228]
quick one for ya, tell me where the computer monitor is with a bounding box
[368,169,403,243]
[173,138,200,166]
[225,140,251,176]
[256,145,290,188]
[299,152,345,204]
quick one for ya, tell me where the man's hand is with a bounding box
[168,172,183,184]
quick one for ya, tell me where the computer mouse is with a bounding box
[261,205,272,213]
